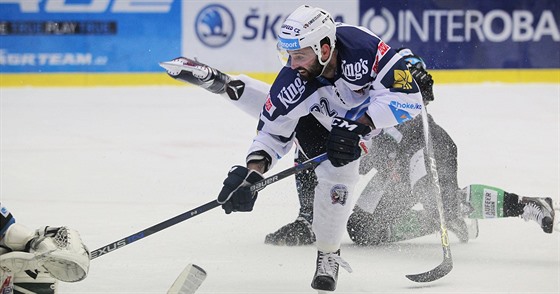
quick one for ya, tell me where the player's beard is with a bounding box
[296,59,323,81]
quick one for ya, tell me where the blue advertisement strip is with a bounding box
[0,0,181,73]
[359,0,560,69]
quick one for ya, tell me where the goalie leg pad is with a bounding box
[31,227,90,283]
[14,270,57,294]
[1,271,14,294]
[0,251,38,274]
[3,224,35,252]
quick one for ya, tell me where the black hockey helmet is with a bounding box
[396,47,427,70]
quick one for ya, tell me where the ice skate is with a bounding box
[311,250,352,292]
[446,217,468,242]
[456,188,479,241]
[521,197,555,233]
[264,216,316,246]
[159,57,245,99]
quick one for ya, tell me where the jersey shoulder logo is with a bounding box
[393,69,413,89]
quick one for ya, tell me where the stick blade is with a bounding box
[405,256,453,283]
[167,264,207,294]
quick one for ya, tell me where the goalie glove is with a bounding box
[29,226,90,283]
[159,57,245,100]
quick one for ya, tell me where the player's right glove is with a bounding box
[327,118,371,167]
[410,67,434,103]
[217,166,264,214]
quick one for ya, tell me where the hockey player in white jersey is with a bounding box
[161,45,556,249]
[164,5,423,292]
[161,5,556,291]
[0,204,90,294]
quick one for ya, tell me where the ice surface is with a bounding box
[1,84,558,293]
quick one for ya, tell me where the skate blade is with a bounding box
[159,61,182,71]
[159,60,207,77]
[467,218,479,239]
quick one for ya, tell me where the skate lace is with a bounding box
[522,202,543,225]
[317,252,353,277]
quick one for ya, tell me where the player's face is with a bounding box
[288,47,322,81]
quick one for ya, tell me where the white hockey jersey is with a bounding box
[248,24,423,168]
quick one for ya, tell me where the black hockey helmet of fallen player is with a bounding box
[396,47,427,70]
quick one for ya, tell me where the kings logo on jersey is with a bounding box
[276,76,306,109]
[341,58,369,82]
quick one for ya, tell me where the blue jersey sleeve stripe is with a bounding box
[344,96,371,121]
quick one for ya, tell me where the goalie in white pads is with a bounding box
[1,203,90,294]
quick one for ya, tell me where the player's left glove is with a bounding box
[217,166,264,214]
[327,118,372,167]
[410,67,434,103]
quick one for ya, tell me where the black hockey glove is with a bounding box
[327,118,371,167]
[217,166,264,214]
[410,67,434,103]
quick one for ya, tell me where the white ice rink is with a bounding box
[1,83,559,293]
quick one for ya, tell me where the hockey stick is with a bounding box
[405,105,453,283]
[90,153,328,260]
[167,263,207,294]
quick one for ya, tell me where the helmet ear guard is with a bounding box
[276,5,337,68]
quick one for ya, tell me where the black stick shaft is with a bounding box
[90,153,328,260]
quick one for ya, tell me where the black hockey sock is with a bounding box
[295,154,318,224]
